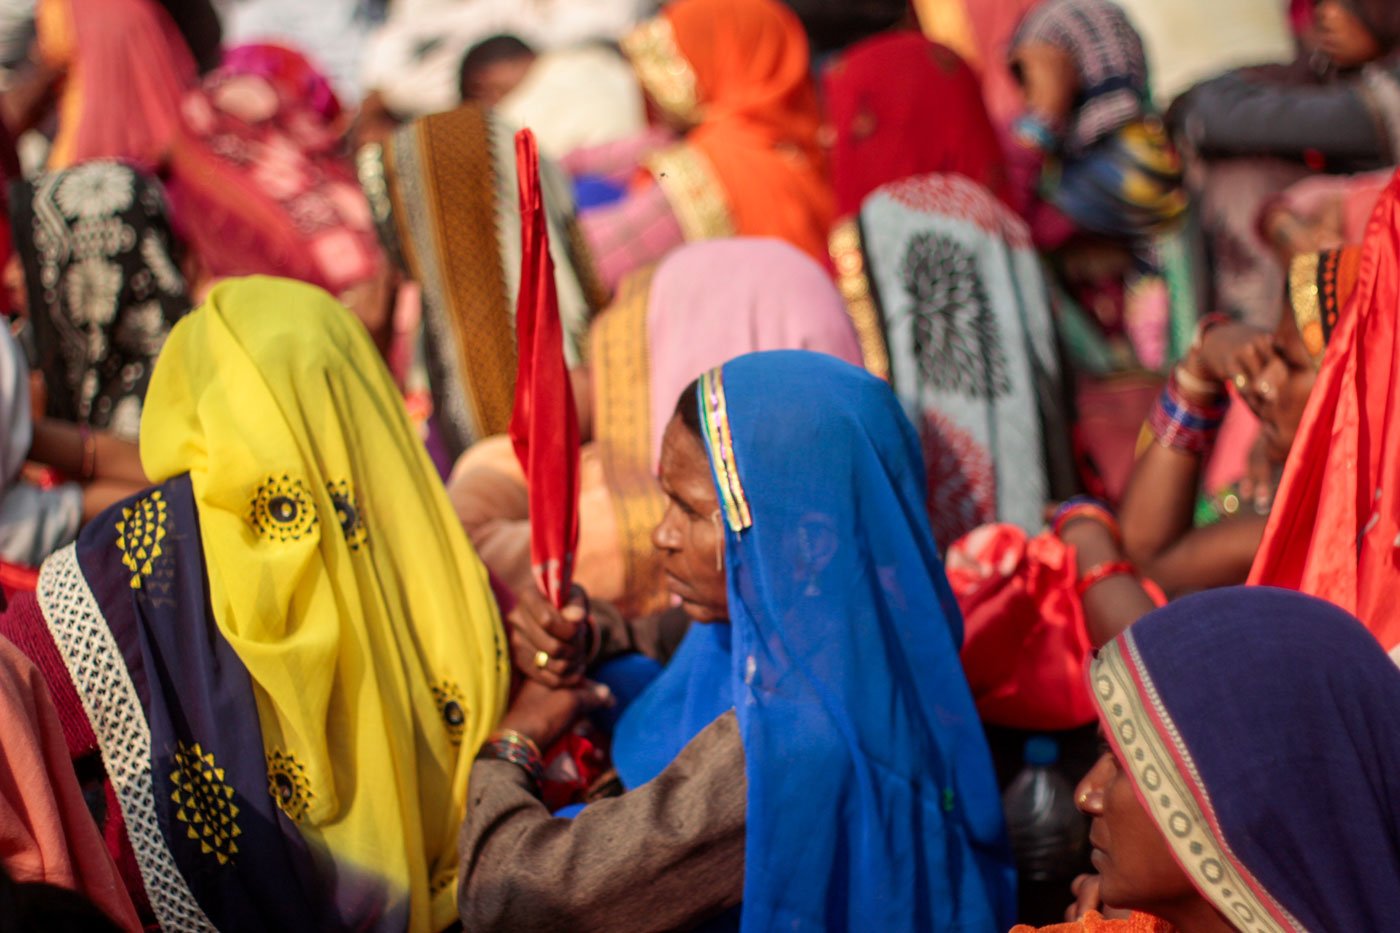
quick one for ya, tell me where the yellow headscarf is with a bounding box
[141,276,508,931]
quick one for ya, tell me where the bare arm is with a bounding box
[28,420,147,520]
[1118,325,1273,597]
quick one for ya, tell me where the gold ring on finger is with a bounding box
[1257,380,1273,398]
[533,649,550,670]
[1231,373,1249,392]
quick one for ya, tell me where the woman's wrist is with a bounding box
[1052,497,1121,545]
[477,728,545,786]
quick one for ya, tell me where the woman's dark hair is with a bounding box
[675,377,704,440]
[458,34,537,101]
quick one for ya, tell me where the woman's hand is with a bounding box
[498,678,614,752]
[509,585,591,687]
[1065,874,1131,922]
[1238,434,1279,515]
[1186,322,1276,407]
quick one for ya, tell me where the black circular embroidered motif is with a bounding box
[443,700,465,729]
[269,496,299,523]
[900,232,1010,400]
[326,480,368,550]
[273,772,295,805]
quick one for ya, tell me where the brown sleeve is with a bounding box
[589,603,692,667]
[458,710,745,933]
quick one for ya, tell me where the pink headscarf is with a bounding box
[644,237,865,465]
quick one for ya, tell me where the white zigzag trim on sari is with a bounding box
[38,545,216,932]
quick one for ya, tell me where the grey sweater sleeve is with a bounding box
[458,710,745,933]
[1178,70,1391,170]
[589,602,693,667]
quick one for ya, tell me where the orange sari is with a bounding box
[622,0,834,262]
[1249,169,1400,653]
[1010,911,1173,933]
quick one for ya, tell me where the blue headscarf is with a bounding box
[614,350,1014,931]
[1092,587,1400,931]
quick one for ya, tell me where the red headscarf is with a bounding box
[1250,169,1400,651]
[38,0,195,170]
[166,47,382,295]
[627,0,835,262]
[822,32,1008,217]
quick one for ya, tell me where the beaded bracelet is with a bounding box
[1148,372,1229,455]
[1076,560,1137,597]
[477,729,545,786]
[1051,497,1121,544]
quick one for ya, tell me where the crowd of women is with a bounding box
[0,0,1397,930]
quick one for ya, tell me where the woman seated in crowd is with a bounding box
[356,101,603,464]
[831,172,1076,546]
[1007,0,1193,375]
[0,277,508,929]
[1015,587,1400,931]
[820,29,1008,218]
[1039,170,1400,658]
[460,351,1014,929]
[8,0,387,328]
[8,161,192,440]
[570,0,835,293]
[1170,0,1400,323]
[448,237,864,617]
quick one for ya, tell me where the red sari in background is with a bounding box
[35,0,381,299]
[37,0,194,170]
[1250,170,1400,652]
[167,45,383,296]
[821,32,1007,218]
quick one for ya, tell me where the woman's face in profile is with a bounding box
[1077,744,1199,913]
[1314,0,1384,70]
[652,414,728,622]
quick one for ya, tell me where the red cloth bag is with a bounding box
[948,524,1099,732]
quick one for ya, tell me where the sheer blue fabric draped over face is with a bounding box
[614,350,1014,931]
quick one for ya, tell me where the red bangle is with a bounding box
[1076,560,1136,597]
[1053,504,1121,544]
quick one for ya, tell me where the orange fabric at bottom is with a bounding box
[1010,909,1175,933]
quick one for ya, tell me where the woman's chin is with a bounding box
[676,596,726,624]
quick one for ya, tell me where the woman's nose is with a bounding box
[1074,753,1113,815]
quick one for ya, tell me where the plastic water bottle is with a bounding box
[1003,737,1086,888]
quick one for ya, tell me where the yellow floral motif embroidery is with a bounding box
[170,741,242,865]
[326,480,367,550]
[266,750,314,823]
[431,681,468,744]
[116,491,168,589]
[249,475,318,542]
